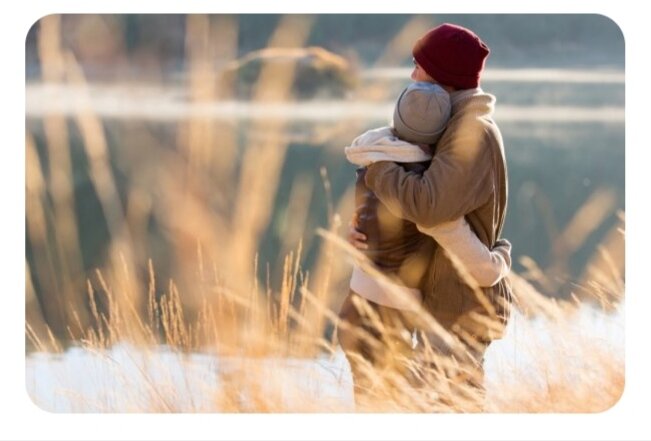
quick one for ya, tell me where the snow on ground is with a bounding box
[483,303,624,399]
[26,304,623,412]
[26,345,355,412]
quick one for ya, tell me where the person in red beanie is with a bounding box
[411,23,491,89]
[345,23,512,410]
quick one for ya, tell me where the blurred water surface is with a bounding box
[26,68,624,288]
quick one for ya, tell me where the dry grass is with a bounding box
[25,259,624,413]
[25,14,624,413]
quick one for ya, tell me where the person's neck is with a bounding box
[440,84,457,94]
[425,78,482,103]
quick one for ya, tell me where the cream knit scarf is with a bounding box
[344,87,484,167]
[344,126,431,166]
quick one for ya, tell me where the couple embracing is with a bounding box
[337,23,513,408]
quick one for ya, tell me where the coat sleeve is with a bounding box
[418,221,511,287]
[364,123,494,228]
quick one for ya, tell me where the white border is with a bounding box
[4,1,649,440]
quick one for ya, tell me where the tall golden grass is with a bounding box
[25,14,624,413]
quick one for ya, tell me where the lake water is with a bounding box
[26,67,625,300]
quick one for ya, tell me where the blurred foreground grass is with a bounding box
[25,15,624,413]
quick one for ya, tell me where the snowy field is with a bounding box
[26,304,624,412]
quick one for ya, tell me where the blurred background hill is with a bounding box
[26,14,624,81]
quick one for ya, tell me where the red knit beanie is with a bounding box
[412,23,490,89]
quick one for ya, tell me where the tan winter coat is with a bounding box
[365,89,512,340]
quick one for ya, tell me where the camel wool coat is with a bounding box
[365,89,512,340]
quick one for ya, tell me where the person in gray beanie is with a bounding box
[337,81,511,403]
[343,23,513,410]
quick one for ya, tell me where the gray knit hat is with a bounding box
[392,82,451,145]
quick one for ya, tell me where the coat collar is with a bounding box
[450,87,496,116]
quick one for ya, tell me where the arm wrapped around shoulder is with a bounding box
[364,126,495,228]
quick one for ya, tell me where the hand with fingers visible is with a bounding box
[348,212,368,250]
